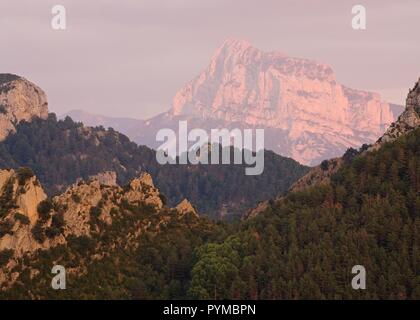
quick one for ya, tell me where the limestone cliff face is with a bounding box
[0,169,48,255]
[0,74,48,141]
[63,42,400,166]
[53,172,163,237]
[15,176,47,226]
[0,169,47,225]
[0,170,14,194]
[165,39,397,165]
[371,78,420,149]
[53,179,111,237]
[290,77,420,192]
[0,170,168,260]
[125,172,164,209]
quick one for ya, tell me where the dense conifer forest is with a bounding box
[1,125,419,299]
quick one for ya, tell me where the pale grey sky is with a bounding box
[1,0,419,119]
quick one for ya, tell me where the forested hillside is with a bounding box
[0,195,227,299]
[188,127,420,299]
[2,124,419,300]
[0,114,308,219]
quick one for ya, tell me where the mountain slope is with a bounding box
[188,125,420,299]
[0,73,309,219]
[1,108,418,300]
[0,115,307,219]
[0,76,418,300]
[187,78,420,299]
[291,78,420,192]
[65,40,402,166]
[132,39,400,166]
[0,170,217,298]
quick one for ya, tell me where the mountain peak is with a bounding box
[170,41,397,165]
[214,38,287,60]
[219,38,253,51]
[207,38,263,75]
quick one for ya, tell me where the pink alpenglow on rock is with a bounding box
[169,39,396,165]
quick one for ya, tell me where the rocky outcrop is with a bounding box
[0,169,47,225]
[0,169,49,255]
[14,176,47,226]
[175,199,198,217]
[0,170,14,193]
[371,78,420,150]
[53,179,112,237]
[0,170,168,260]
[53,172,163,237]
[0,74,48,141]
[125,172,163,209]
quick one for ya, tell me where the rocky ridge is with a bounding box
[175,198,198,217]
[0,169,192,269]
[370,78,420,149]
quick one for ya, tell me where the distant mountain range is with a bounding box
[64,39,404,166]
[63,109,144,137]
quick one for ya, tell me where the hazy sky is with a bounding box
[1,0,419,119]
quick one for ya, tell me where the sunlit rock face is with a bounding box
[0,170,165,259]
[168,39,397,165]
[290,77,420,193]
[0,169,48,256]
[0,74,48,141]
